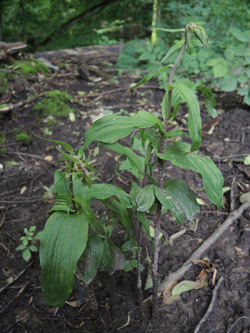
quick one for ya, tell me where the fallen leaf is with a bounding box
[69,112,75,122]
[44,155,53,161]
[223,186,231,193]
[239,192,250,203]
[196,198,206,205]
[234,246,245,256]
[172,279,208,296]
[16,309,31,323]
[66,300,78,307]
[20,186,27,195]
[244,155,250,165]
[161,280,179,305]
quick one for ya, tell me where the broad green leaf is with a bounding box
[161,40,185,63]
[16,244,27,250]
[130,182,155,212]
[213,63,227,78]
[154,179,199,223]
[130,65,171,90]
[244,93,250,106]
[103,142,145,177]
[74,196,105,235]
[79,233,103,285]
[123,260,138,272]
[74,183,130,207]
[172,280,208,296]
[40,212,88,306]
[220,77,237,92]
[23,248,31,261]
[82,111,164,150]
[54,170,70,194]
[196,85,217,118]
[237,86,248,97]
[157,142,224,208]
[205,58,222,67]
[230,28,250,43]
[161,89,169,120]
[109,199,134,229]
[49,193,75,214]
[170,83,201,151]
[156,28,185,33]
[99,238,115,272]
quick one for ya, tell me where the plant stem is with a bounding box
[151,26,188,321]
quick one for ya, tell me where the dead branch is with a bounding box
[0,92,46,113]
[193,276,224,333]
[158,202,250,292]
[0,261,33,295]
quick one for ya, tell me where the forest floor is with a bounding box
[0,45,250,333]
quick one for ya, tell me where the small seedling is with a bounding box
[16,226,38,261]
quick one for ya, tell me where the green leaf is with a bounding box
[157,142,224,208]
[103,142,145,178]
[29,245,37,252]
[196,85,217,118]
[49,193,75,214]
[130,65,171,90]
[23,248,31,261]
[100,238,115,272]
[172,280,208,296]
[16,244,27,251]
[213,63,227,78]
[219,76,237,92]
[154,180,199,223]
[230,28,250,43]
[244,93,250,106]
[54,170,70,195]
[123,260,138,272]
[193,26,209,47]
[161,40,185,63]
[34,134,74,155]
[136,212,154,245]
[171,83,201,151]
[79,233,103,285]
[130,182,155,212]
[109,199,134,229]
[82,111,164,150]
[29,226,36,232]
[74,196,105,235]
[74,183,130,207]
[40,212,89,307]
[244,155,250,165]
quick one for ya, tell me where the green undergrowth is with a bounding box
[0,72,9,94]
[14,130,32,145]
[13,58,49,75]
[33,90,75,119]
[0,132,7,153]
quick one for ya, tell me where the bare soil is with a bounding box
[0,45,250,333]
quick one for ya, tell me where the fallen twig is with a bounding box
[0,281,30,315]
[0,260,33,295]
[193,276,224,333]
[0,92,46,113]
[227,316,248,333]
[158,202,250,292]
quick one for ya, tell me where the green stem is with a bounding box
[151,25,188,321]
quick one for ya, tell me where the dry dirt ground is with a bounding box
[0,45,250,333]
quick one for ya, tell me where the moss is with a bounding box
[33,90,74,118]
[13,58,49,75]
[0,72,8,93]
[14,130,32,145]
[0,131,7,152]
